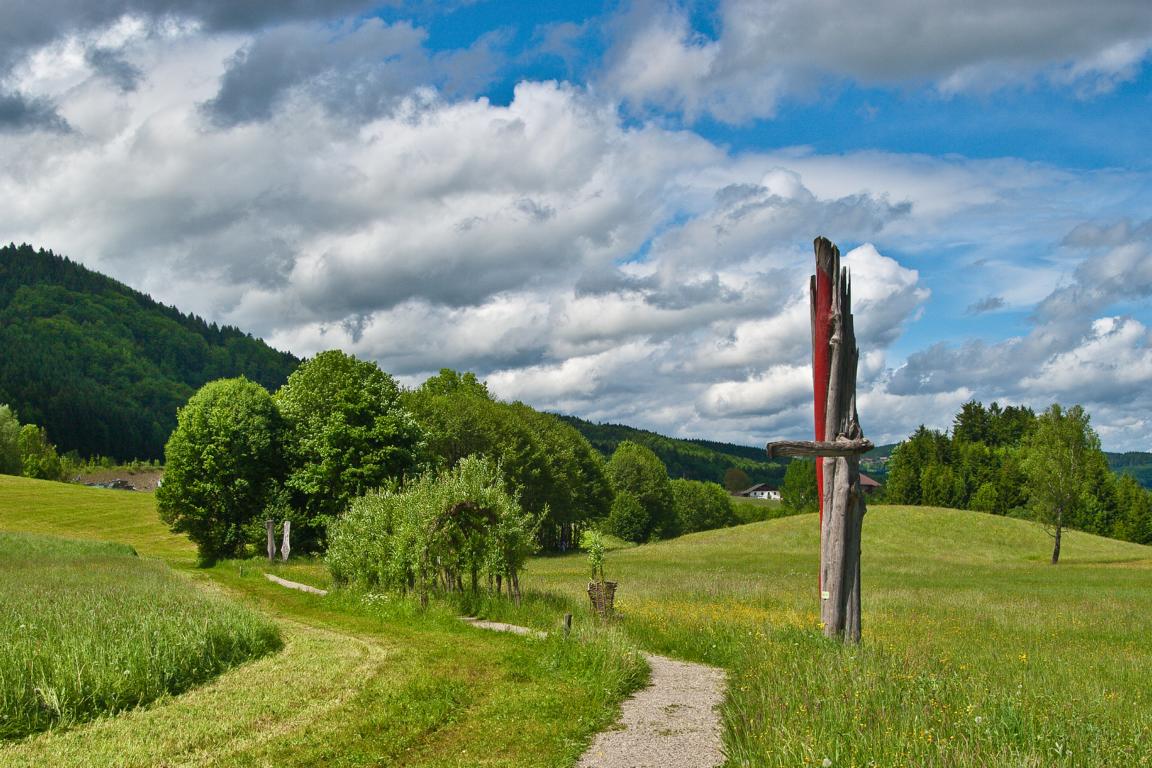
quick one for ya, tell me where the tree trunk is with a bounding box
[1052,520,1062,564]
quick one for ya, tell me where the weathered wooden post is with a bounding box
[281,520,291,562]
[265,519,275,564]
[767,237,872,643]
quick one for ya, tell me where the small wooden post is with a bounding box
[281,520,291,562]
[265,519,275,564]
[767,237,870,643]
[563,613,573,638]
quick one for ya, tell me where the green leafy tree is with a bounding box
[157,377,284,565]
[884,426,950,505]
[671,478,736,533]
[275,350,424,549]
[606,441,676,541]
[605,491,648,543]
[1020,404,1103,564]
[781,459,819,514]
[17,423,63,480]
[1112,473,1152,545]
[0,404,21,475]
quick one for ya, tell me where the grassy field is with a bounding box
[4,474,1151,765]
[482,507,1152,767]
[0,532,280,740]
[0,476,646,767]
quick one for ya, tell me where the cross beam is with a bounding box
[765,438,874,460]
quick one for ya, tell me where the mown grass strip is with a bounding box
[0,532,280,740]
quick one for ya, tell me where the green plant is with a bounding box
[581,529,606,582]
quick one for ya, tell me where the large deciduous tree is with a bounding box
[1021,404,1104,564]
[275,350,423,550]
[605,441,675,542]
[157,377,284,566]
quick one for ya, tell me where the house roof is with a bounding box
[859,473,881,488]
[739,483,777,495]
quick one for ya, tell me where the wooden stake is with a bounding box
[767,236,868,643]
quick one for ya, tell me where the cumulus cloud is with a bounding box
[605,0,1152,122]
[967,296,1006,315]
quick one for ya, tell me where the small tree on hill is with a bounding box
[671,478,736,533]
[157,377,284,566]
[18,424,63,481]
[605,491,648,542]
[1021,404,1104,564]
[723,467,752,494]
[780,459,818,514]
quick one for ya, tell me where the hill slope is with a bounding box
[0,243,299,460]
[556,414,787,486]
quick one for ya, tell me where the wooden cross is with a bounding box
[766,237,871,643]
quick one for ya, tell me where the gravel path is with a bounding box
[462,619,727,768]
[263,573,329,595]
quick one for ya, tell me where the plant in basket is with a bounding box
[580,529,616,616]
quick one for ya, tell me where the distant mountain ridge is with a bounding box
[556,414,787,486]
[0,243,299,461]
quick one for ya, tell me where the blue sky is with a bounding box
[1,0,1151,449]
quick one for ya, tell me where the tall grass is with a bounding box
[0,532,281,739]
[486,506,1152,767]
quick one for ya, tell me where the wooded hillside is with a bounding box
[558,415,786,487]
[0,244,299,461]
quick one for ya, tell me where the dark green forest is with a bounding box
[557,415,786,487]
[0,244,299,461]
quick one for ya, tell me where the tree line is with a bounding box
[882,400,1152,553]
[158,353,743,565]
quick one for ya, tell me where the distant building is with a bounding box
[738,483,781,501]
[859,473,881,494]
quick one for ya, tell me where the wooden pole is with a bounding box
[767,236,868,643]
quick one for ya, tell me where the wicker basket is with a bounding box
[587,580,617,616]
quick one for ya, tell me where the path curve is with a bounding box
[263,573,329,595]
[463,619,727,768]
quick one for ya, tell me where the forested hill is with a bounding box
[0,244,299,461]
[557,415,787,486]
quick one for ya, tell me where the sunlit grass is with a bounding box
[483,506,1152,767]
[0,532,280,739]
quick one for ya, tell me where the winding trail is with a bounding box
[462,618,728,768]
[263,578,728,767]
[263,573,329,595]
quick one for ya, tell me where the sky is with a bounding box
[1,0,1151,451]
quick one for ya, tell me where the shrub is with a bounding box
[604,491,648,543]
[326,456,537,603]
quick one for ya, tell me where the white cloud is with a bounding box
[606,0,1152,123]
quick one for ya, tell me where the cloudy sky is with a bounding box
[2,1,1151,450]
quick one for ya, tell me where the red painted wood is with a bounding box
[812,240,834,592]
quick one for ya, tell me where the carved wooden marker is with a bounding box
[281,520,291,562]
[767,237,872,643]
[265,519,276,564]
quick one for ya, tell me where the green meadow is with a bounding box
[2,474,1151,766]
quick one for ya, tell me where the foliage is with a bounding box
[156,377,284,565]
[1021,403,1105,563]
[0,243,299,461]
[559,414,787,487]
[605,441,676,541]
[670,478,736,533]
[0,532,280,740]
[404,371,611,549]
[723,467,752,493]
[780,458,819,514]
[0,405,23,475]
[604,490,648,543]
[17,423,63,481]
[275,350,424,550]
[326,456,538,602]
[580,528,607,582]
